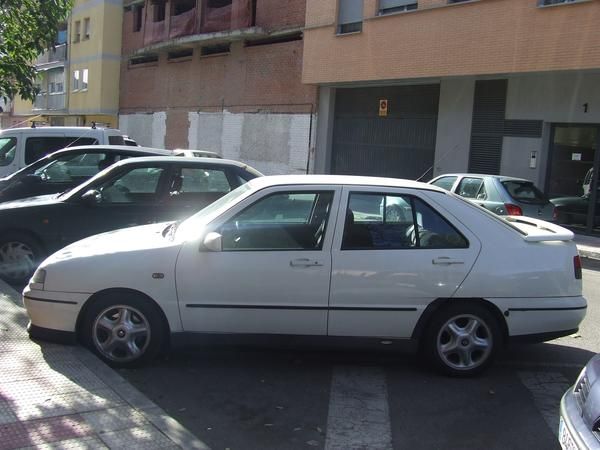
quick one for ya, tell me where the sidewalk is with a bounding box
[0,280,209,450]
[574,233,600,260]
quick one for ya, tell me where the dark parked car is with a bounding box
[429,173,555,221]
[551,189,600,226]
[0,145,173,203]
[0,156,262,283]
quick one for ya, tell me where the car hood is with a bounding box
[40,222,184,293]
[0,193,59,209]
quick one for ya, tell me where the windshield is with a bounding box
[502,180,548,205]
[175,182,254,239]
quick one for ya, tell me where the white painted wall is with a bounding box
[118,112,166,148]
[188,111,313,175]
[433,77,475,177]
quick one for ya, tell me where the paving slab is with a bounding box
[0,279,210,450]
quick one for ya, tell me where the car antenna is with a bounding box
[91,121,96,129]
[415,144,459,182]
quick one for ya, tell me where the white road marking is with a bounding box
[325,366,392,450]
[518,371,571,436]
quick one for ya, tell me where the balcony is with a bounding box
[33,93,66,111]
[35,44,67,67]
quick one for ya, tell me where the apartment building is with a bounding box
[11,0,123,128]
[119,0,317,175]
[303,0,600,230]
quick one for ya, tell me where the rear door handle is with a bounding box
[290,258,323,267]
[432,257,465,265]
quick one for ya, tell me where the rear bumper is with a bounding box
[560,387,600,450]
[487,296,587,338]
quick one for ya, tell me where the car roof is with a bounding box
[245,174,447,193]
[110,155,258,170]
[1,126,122,133]
[432,173,535,183]
[48,145,173,156]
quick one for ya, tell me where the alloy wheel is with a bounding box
[92,305,151,363]
[0,241,35,280]
[436,314,493,371]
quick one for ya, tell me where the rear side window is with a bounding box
[25,137,98,164]
[342,192,468,250]
[108,135,125,145]
[0,137,17,166]
[501,180,547,204]
[431,176,457,191]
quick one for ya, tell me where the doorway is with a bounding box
[547,124,600,235]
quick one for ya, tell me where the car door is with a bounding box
[57,163,171,246]
[174,185,341,335]
[158,164,245,222]
[328,186,481,338]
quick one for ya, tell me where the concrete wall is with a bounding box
[433,78,474,178]
[120,110,314,175]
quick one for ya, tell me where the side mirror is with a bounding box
[81,189,101,206]
[201,232,222,252]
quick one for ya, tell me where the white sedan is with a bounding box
[23,175,587,376]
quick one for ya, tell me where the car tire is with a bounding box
[0,232,44,285]
[422,301,501,377]
[81,292,166,368]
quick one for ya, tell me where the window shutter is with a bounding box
[338,0,363,25]
[380,0,416,9]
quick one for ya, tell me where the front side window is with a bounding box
[456,177,486,200]
[431,176,458,192]
[342,192,467,250]
[96,167,166,203]
[0,137,17,166]
[221,191,334,251]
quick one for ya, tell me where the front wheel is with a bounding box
[81,293,166,368]
[422,302,501,377]
[0,233,44,284]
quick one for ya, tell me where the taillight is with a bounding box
[505,204,523,216]
[574,255,582,280]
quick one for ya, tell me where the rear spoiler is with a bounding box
[504,216,574,242]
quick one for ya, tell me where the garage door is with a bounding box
[331,84,440,179]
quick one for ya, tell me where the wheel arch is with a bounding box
[412,297,509,345]
[0,227,46,253]
[75,287,171,348]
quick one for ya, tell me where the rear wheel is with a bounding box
[81,292,166,368]
[0,233,44,284]
[422,302,501,376]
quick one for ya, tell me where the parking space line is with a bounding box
[325,366,392,450]
[518,371,571,437]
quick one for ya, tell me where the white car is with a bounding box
[23,175,587,376]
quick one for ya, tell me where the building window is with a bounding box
[338,0,363,34]
[72,70,80,91]
[73,20,81,43]
[207,0,232,8]
[538,0,579,5]
[448,0,470,4]
[200,43,230,56]
[82,69,88,90]
[173,0,195,16]
[133,5,144,32]
[168,49,194,60]
[83,18,90,39]
[153,1,166,22]
[129,54,159,66]
[379,0,417,14]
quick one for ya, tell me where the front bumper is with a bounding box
[23,286,89,337]
[560,387,600,449]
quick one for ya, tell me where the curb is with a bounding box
[577,247,600,261]
[0,279,210,450]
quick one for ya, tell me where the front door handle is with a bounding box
[432,257,465,265]
[290,258,323,267]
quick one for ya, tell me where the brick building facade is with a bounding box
[119,0,317,175]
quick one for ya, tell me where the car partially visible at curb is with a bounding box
[23,175,586,376]
[559,353,600,450]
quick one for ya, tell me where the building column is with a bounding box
[314,87,336,174]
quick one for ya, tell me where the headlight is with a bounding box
[30,268,46,290]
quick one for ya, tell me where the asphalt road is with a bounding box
[116,258,600,450]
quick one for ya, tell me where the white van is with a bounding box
[0,126,135,178]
